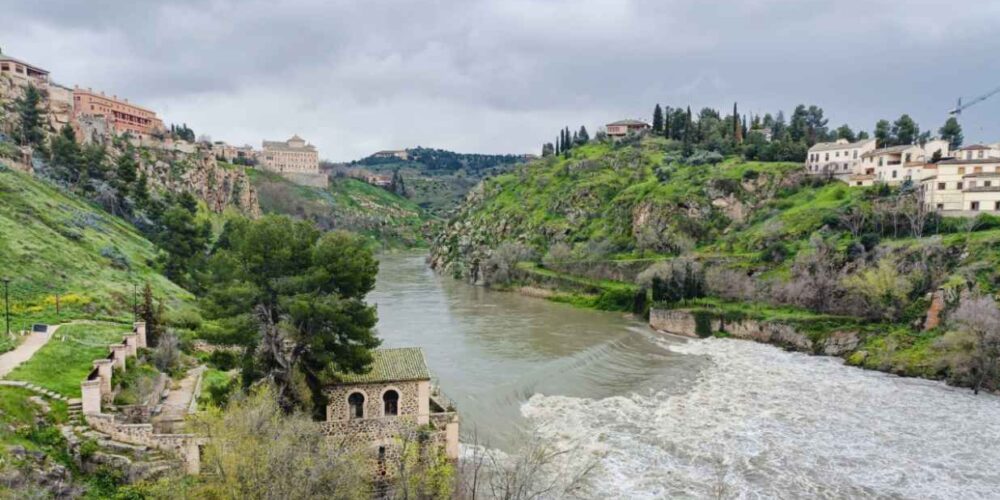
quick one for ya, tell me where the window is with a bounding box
[892,170,897,178]
[959,167,966,174]
[348,392,365,419]
[996,201,1000,211]
[937,203,944,210]
[825,153,829,161]
[970,201,980,211]
[957,182,964,190]
[978,151,984,159]
[974,166,983,173]
[938,182,946,190]
[905,153,911,163]
[383,390,399,416]
[835,151,840,157]
[879,158,884,166]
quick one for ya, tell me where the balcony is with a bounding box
[965,185,1000,193]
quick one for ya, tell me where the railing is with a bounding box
[430,384,456,413]
[965,185,1000,192]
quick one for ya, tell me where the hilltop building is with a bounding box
[321,348,459,479]
[863,140,949,185]
[806,138,877,178]
[606,119,651,138]
[372,150,409,160]
[72,87,165,140]
[262,135,319,174]
[953,144,1000,161]
[0,53,49,86]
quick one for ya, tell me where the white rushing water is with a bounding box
[523,337,1000,499]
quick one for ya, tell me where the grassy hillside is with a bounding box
[430,135,1000,390]
[247,168,434,248]
[0,166,191,331]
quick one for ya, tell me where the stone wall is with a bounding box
[79,321,204,474]
[324,380,426,423]
[649,308,860,356]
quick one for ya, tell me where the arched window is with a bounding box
[348,392,365,419]
[383,390,399,416]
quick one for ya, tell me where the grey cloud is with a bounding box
[3,0,999,160]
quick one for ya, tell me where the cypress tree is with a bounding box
[733,102,743,144]
[652,104,664,133]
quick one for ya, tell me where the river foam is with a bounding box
[522,337,1000,499]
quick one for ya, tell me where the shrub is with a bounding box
[100,245,131,270]
[154,330,181,373]
[637,257,705,303]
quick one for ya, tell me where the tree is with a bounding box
[388,169,407,197]
[788,105,809,143]
[939,117,963,149]
[732,102,743,144]
[139,282,165,347]
[682,106,694,156]
[874,119,891,147]
[183,386,369,499]
[134,171,151,208]
[114,150,139,199]
[841,258,911,321]
[857,130,870,140]
[15,84,44,146]
[541,142,554,157]
[48,123,82,185]
[951,295,1000,395]
[652,104,664,133]
[204,216,380,415]
[836,124,856,142]
[805,105,828,145]
[891,114,919,145]
[577,125,589,145]
[156,193,211,288]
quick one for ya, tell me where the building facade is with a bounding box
[806,138,877,178]
[320,348,459,480]
[0,53,49,86]
[863,140,950,185]
[72,87,165,140]
[261,135,319,174]
[606,119,651,138]
[922,158,1000,213]
[372,150,409,160]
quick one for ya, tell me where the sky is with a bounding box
[4,0,1000,161]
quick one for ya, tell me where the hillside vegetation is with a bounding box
[353,147,526,215]
[248,168,434,248]
[431,135,1000,391]
[0,166,190,330]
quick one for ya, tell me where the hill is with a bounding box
[430,135,1000,391]
[247,168,434,248]
[0,165,191,336]
[351,147,528,215]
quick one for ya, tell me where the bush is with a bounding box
[208,350,240,371]
[637,258,705,303]
[100,246,131,270]
[163,307,203,330]
[154,330,180,373]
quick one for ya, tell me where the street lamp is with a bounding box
[2,277,10,337]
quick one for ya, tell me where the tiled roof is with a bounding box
[335,348,431,384]
[860,145,919,158]
[938,158,1000,165]
[808,138,875,152]
[263,140,316,152]
[958,144,991,150]
[606,119,650,127]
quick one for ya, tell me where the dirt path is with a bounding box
[0,324,61,377]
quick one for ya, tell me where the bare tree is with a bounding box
[457,430,600,500]
[837,205,868,238]
[898,190,931,238]
[951,295,1000,394]
[153,329,180,373]
[776,234,842,312]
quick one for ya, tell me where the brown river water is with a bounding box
[372,252,1000,499]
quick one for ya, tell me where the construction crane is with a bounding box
[950,85,1000,115]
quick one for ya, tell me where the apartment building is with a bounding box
[922,158,1000,213]
[806,138,877,178]
[864,140,949,185]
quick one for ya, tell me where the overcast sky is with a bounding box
[4,0,1000,161]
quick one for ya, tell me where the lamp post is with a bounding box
[2,277,10,337]
[132,282,138,323]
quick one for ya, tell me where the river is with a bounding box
[372,252,1000,499]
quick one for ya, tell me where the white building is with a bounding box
[262,135,319,174]
[805,138,877,178]
[863,139,950,185]
[922,158,1000,213]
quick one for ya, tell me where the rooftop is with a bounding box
[0,54,49,74]
[334,348,431,384]
[263,139,317,152]
[860,144,920,158]
[938,158,1000,165]
[958,144,992,151]
[808,138,876,152]
[606,119,650,127]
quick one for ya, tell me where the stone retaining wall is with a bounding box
[79,322,204,474]
[649,308,860,356]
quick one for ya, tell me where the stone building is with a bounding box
[262,135,319,174]
[72,87,165,140]
[321,348,459,479]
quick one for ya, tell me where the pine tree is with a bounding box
[139,282,163,347]
[578,126,589,144]
[15,84,44,146]
[939,117,963,149]
[134,171,150,208]
[683,106,693,156]
[652,104,664,133]
[555,135,561,155]
[115,151,138,198]
[663,106,672,138]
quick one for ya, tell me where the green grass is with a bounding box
[5,322,129,396]
[0,386,69,451]
[0,168,191,328]
[247,169,435,248]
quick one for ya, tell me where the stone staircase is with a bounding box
[61,424,182,482]
[0,380,71,402]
